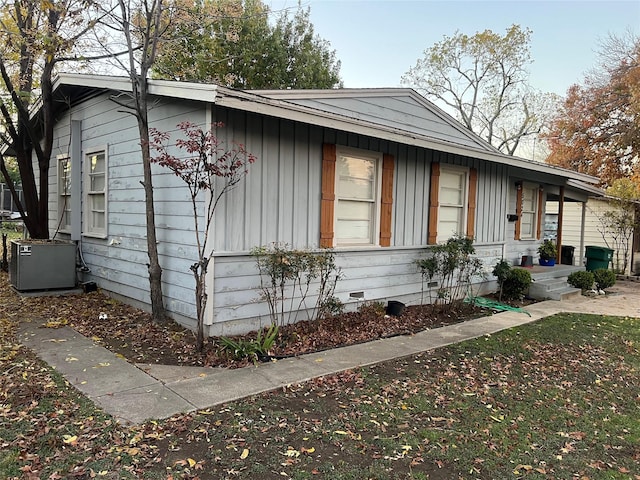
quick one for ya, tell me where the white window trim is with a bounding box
[519,183,538,240]
[437,164,469,243]
[57,154,72,233]
[334,147,383,247]
[83,146,108,239]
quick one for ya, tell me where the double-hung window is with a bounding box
[334,149,381,245]
[437,166,468,242]
[519,185,538,240]
[320,144,394,248]
[57,156,72,232]
[84,148,107,237]
[515,183,541,241]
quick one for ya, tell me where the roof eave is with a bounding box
[216,89,599,185]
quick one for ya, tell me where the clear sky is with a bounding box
[268,0,640,97]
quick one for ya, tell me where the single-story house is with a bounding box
[33,73,601,335]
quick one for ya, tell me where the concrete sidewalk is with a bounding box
[18,280,640,425]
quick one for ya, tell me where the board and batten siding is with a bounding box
[46,95,513,336]
[207,107,509,334]
[210,107,509,252]
[47,93,207,323]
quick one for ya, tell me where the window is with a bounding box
[334,150,381,245]
[437,167,468,242]
[57,156,71,232]
[515,183,542,240]
[428,163,477,245]
[84,148,107,237]
[520,185,537,239]
[320,144,394,248]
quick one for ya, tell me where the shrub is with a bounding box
[502,268,532,300]
[416,234,486,310]
[252,244,342,326]
[492,259,512,301]
[593,268,616,290]
[567,271,594,291]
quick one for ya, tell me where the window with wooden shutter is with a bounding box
[515,182,540,240]
[320,145,392,247]
[429,164,474,244]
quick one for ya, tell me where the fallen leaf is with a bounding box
[62,434,78,445]
[240,448,249,459]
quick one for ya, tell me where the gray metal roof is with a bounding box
[45,73,600,186]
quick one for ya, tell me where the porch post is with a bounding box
[556,186,565,263]
[579,201,586,267]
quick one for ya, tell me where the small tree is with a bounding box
[150,121,256,351]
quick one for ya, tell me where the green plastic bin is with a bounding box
[585,246,613,271]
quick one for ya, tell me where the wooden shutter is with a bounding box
[514,182,522,240]
[536,186,544,240]
[320,144,336,248]
[379,154,394,247]
[427,162,440,245]
[466,167,477,240]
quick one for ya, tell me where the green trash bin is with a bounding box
[585,246,614,271]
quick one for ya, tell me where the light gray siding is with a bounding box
[211,107,509,252]
[209,243,503,336]
[45,92,556,336]
[48,93,206,324]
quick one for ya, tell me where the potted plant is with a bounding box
[537,239,557,266]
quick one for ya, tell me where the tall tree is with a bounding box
[0,0,103,238]
[152,0,342,89]
[544,32,640,187]
[100,0,169,324]
[402,24,556,156]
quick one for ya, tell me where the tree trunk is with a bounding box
[139,116,167,324]
[135,79,167,325]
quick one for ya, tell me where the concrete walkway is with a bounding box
[18,280,640,425]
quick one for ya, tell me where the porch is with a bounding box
[516,263,585,301]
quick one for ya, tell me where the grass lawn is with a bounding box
[1,289,639,478]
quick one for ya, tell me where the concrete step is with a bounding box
[529,277,582,301]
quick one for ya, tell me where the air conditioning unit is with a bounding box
[9,240,76,291]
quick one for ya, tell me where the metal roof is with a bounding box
[45,73,600,186]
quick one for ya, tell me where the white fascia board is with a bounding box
[216,91,599,185]
[54,73,220,103]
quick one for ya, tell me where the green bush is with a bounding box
[492,259,512,301]
[502,268,532,300]
[593,268,616,290]
[567,271,594,290]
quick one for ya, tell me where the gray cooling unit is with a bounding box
[9,240,76,291]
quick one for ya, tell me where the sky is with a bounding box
[268,0,640,97]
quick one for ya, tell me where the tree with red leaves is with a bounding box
[544,32,640,188]
[150,121,256,351]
